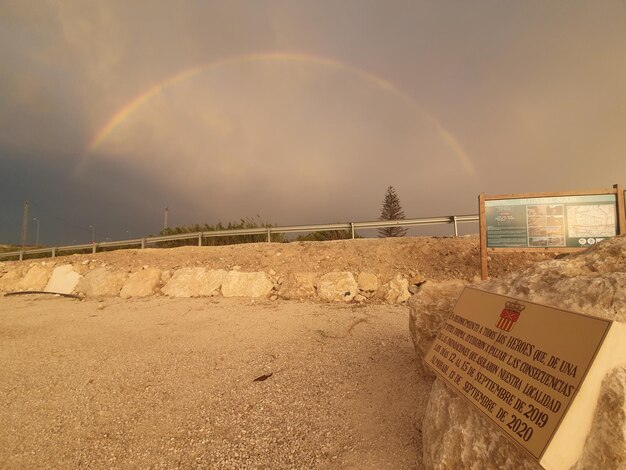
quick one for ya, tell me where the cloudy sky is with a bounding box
[1,1,625,245]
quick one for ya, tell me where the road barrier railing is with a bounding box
[1,214,479,261]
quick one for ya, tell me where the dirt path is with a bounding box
[0,295,433,469]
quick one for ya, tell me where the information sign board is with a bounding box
[485,194,616,248]
[424,288,611,461]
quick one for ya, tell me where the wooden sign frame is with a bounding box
[479,184,625,279]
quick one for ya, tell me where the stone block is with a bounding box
[221,271,273,298]
[75,267,127,297]
[162,268,226,297]
[44,264,81,295]
[357,272,379,292]
[19,265,52,291]
[316,272,358,302]
[120,268,162,298]
[277,272,317,300]
[381,274,411,304]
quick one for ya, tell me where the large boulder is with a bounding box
[19,264,53,291]
[408,280,466,375]
[0,267,26,292]
[316,272,358,302]
[44,264,82,295]
[417,235,626,469]
[221,271,273,298]
[120,268,162,298]
[380,274,411,304]
[572,366,626,469]
[162,268,226,297]
[277,272,317,300]
[75,267,127,297]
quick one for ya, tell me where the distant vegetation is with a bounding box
[156,217,286,247]
[0,244,20,253]
[295,230,359,241]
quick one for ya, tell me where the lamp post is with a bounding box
[32,217,40,246]
[89,225,95,243]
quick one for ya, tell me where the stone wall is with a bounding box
[409,235,626,469]
[0,261,412,304]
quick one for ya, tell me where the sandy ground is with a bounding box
[0,295,433,469]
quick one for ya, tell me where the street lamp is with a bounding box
[89,225,95,243]
[32,218,40,246]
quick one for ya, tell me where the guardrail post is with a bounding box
[19,251,23,261]
[350,222,355,239]
[141,238,146,249]
[198,233,202,247]
[267,227,271,243]
[452,216,458,236]
[52,247,56,258]
[92,243,97,254]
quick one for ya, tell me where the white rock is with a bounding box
[45,265,82,295]
[162,268,226,297]
[120,268,162,298]
[19,265,52,291]
[75,267,127,297]
[316,272,358,302]
[221,271,273,298]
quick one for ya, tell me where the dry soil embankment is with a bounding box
[0,236,555,301]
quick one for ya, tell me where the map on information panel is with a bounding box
[486,194,617,248]
[566,205,616,238]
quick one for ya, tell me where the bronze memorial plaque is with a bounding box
[424,287,612,460]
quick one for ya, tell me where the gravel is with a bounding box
[0,295,433,469]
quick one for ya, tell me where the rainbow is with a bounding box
[86,51,475,175]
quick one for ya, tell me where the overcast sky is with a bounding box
[1,1,625,245]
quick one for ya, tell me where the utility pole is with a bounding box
[20,200,29,248]
[32,217,40,246]
[164,207,169,230]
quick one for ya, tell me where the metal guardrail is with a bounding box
[0,214,479,261]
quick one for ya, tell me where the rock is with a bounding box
[0,268,25,292]
[419,236,626,469]
[162,268,226,297]
[19,265,52,291]
[423,379,540,470]
[354,294,367,303]
[277,272,317,300]
[407,280,466,375]
[120,268,162,298]
[572,366,626,469]
[316,272,358,302]
[409,273,427,286]
[75,267,127,297]
[380,274,411,304]
[357,272,379,292]
[44,264,82,295]
[221,271,273,298]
